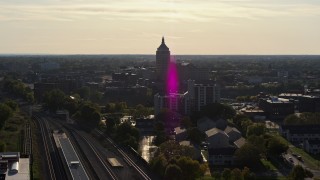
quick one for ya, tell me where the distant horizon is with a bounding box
[1,0,320,55]
[1,53,320,56]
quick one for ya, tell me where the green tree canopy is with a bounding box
[246,123,266,137]
[4,100,19,111]
[284,113,320,125]
[0,103,13,129]
[265,136,288,155]
[114,122,140,149]
[288,165,313,180]
[73,102,101,129]
[187,127,206,145]
[176,156,205,180]
[164,164,182,180]
[43,89,66,112]
[192,103,236,121]
[235,143,261,168]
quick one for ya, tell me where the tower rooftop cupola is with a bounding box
[157,36,169,50]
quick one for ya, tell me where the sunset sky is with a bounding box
[1,0,320,54]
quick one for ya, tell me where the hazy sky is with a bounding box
[1,0,320,54]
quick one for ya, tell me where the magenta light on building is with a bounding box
[166,56,179,95]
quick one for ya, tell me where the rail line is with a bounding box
[96,130,151,180]
[34,115,56,180]
[70,129,118,180]
[23,123,32,155]
[43,118,65,179]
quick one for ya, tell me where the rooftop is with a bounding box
[0,158,29,180]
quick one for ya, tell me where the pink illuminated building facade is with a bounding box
[154,37,220,115]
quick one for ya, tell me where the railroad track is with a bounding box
[96,130,152,180]
[70,129,118,180]
[47,118,113,180]
[34,115,56,180]
[43,118,66,179]
[23,123,32,155]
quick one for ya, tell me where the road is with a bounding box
[283,152,320,178]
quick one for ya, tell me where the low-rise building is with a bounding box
[174,126,188,142]
[205,126,245,166]
[259,97,294,120]
[208,147,237,166]
[0,152,29,180]
[298,95,320,113]
[280,125,320,144]
[304,140,320,154]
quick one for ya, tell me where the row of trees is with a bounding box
[0,100,19,152]
[3,77,34,103]
[284,112,320,125]
[43,89,143,149]
[150,141,206,180]
[43,89,102,129]
[212,167,256,180]
[0,100,19,130]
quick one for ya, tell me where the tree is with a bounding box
[266,136,288,155]
[158,141,195,160]
[187,127,206,145]
[235,143,261,168]
[150,154,168,177]
[197,103,236,120]
[288,165,313,180]
[73,102,101,129]
[231,168,243,180]
[0,142,6,152]
[4,100,19,111]
[133,104,152,118]
[0,103,13,129]
[115,122,140,150]
[180,116,192,128]
[222,168,232,180]
[105,103,116,113]
[115,102,127,112]
[212,171,221,180]
[176,156,205,180]
[164,164,182,180]
[89,90,102,102]
[77,86,90,100]
[284,114,300,125]
[240,119,253,136]
[247,135,266,154]
[233,114,250,128]
[63,97,79,115]
[43,89,66,112]
[241,167,255,180]
[246,123,265,137]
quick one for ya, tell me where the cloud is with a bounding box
[0,0,319,22]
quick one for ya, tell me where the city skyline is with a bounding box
[1,0,320,55]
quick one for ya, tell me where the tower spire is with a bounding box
[162,36,165,44]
